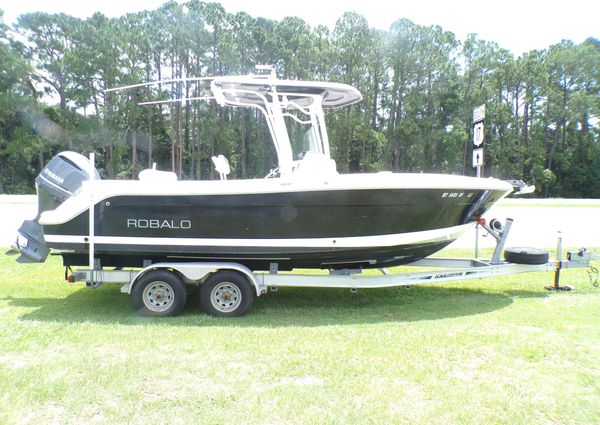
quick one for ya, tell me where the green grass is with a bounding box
[1,248,600,424]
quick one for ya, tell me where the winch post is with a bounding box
[491,218,512,264]
[477,217,513,265]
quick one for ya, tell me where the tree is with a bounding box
[330,12,373,172]
[16,13,82,122]
[0,10,47,192]
[1,5,598,198]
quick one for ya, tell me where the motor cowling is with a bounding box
[35,151,100,215]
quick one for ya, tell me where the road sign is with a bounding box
[473,104,485,123]
[473,148,484,167]
[473,122,484,147]
[472,104,485,177]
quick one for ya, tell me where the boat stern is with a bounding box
[12,151,99,263]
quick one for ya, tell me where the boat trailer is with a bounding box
[68,217,599,317]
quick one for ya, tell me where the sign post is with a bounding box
[472,105,485,257]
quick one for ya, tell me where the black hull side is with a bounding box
[42,186,506,270]
[44,187,502,238]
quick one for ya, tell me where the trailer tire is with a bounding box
[132,270,187,317]
[504,247,549,265]
[200,271,254,317]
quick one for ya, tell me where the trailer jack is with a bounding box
[545,245,600,291]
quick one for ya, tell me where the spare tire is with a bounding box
[504,247,549,265]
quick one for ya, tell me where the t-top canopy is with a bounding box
[211,76,363,109]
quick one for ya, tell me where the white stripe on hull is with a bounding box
[43,223,473,249]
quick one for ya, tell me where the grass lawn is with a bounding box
[1,247,599,424]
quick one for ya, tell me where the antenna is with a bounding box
[138,96,215,106]
[105,77,214,93]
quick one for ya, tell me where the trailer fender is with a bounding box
[128,262,265,297]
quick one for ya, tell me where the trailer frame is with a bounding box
[67,217,599,317]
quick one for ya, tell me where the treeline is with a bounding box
[0,2,599,196]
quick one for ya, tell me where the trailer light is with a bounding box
[67,275,75,283]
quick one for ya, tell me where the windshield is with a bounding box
[284,110,323,159]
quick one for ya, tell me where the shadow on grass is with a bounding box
[1,282,547,327]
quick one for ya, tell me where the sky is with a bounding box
[1,0,599,56]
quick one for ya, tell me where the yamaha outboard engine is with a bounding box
[14,151,100,263]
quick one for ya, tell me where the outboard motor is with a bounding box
[13,151,100,263]
[35,151,100,215]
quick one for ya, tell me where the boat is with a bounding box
[13,71,513,271]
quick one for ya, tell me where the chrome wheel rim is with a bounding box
[143,281,175,312]
[210,282,242,313]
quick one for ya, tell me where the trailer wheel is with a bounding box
[132,270,187,317]
[200,271,254,317]
[504,247,549,265]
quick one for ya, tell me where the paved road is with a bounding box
[451,199,600,249]
[1,195,37,247]
[1,195,599,249]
